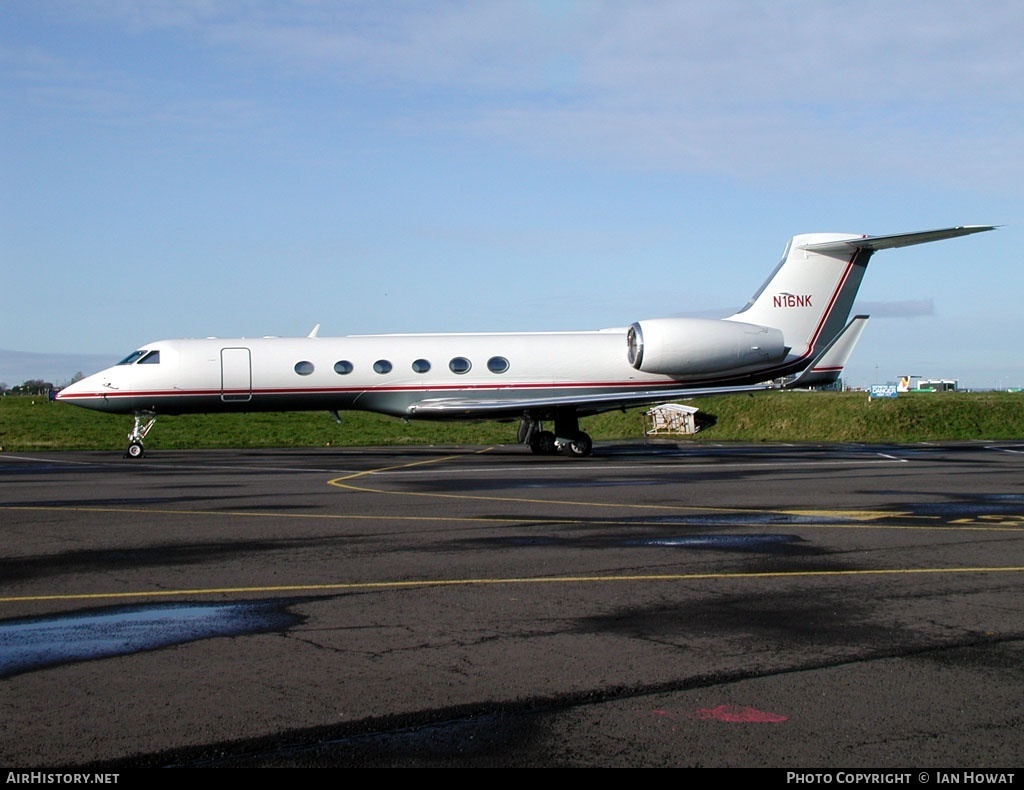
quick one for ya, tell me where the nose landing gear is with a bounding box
[124,413,156,459]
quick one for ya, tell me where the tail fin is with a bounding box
[727,225,994,367]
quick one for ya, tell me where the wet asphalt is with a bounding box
[2,441,1023,767]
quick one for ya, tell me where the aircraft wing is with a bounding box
[799,225,996,254]
[784,315,869,389]
[406,383,772,418]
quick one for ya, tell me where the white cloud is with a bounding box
[12,2,1022,188]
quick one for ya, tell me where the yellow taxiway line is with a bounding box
[5,565,1024,605]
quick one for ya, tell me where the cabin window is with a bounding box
[449,357,472,374]
[412,359,431,373]
[334,360,353,375]
[294,361,314,376]
[487,356,509,374]
[373,360,392,374]
[139,350,160,364]
[117,350,147,365]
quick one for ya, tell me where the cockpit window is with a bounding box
[117,349,160,365]
[117,350,148,365]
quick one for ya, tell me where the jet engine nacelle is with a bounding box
[626,318,787,376]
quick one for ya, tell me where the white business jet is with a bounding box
[57,225,994,458]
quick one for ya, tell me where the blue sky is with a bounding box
[2,1,1021,388]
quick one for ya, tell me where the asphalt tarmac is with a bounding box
[2,441,1023,768]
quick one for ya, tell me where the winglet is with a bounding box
[308,324,321,338]
[785,315,869,389]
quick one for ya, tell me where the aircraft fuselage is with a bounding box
[57,328,793,419]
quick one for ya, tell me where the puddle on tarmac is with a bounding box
[627,534,801,548]
[677,513,855,526]
[0,601,301,678]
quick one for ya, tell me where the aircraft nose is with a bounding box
[56,374,96,398]
[55,376,89,402]
[55,380,79,400]
[54,371,115,411]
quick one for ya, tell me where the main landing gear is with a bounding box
[518,412,593,458]
[124,413,156,459]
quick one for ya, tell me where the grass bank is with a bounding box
[1,391,1023,452]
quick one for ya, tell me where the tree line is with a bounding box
[1,373,83,396]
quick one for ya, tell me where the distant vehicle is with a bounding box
[57,225,994,458]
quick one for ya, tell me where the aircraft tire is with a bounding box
[563,432,593,457]
[529,431,557,455]
[124,441,145,459]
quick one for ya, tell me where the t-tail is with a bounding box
[726,226,995,373]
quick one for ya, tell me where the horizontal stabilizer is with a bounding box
[799,225,996,255]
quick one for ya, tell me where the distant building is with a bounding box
[897,376,958,392]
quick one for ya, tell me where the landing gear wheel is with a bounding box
[529,430,558,455]
[562,432,593,457]
[123,413,156,459]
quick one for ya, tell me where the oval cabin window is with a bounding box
[487,356,509,374]
[449,357,472,374]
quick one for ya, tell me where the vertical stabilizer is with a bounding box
[726,233,872,363]
[727,225,994,367]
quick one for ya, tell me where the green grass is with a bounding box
[2,391,1023,452]
[685,390,1024,443]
